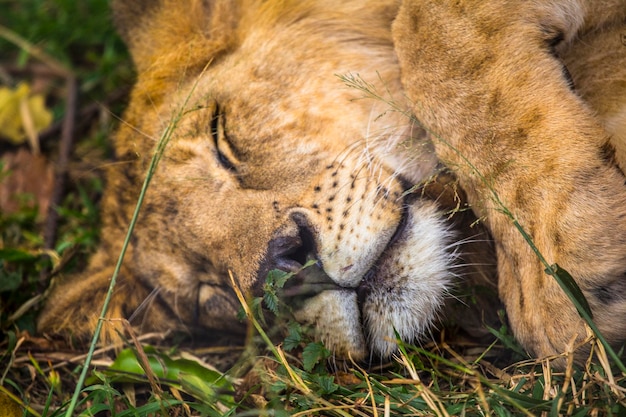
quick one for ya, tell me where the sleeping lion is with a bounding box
[39,0,626,363]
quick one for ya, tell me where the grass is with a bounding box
[1,1,625,416]
[0,0,129,344]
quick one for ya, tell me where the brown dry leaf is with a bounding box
[335,371,362,386]
[0,148,54,218]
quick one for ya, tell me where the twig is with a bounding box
[41,75,77,284]
[0,24,71,77]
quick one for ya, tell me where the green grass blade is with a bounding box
[63,70,205,416]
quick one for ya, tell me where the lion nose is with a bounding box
[267,212,318,273]
[263,213,341,298]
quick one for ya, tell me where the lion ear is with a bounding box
[112,0,240,73]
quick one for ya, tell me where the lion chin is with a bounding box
[37,0,626,366]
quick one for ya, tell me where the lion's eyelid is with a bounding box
[209,104,238,172]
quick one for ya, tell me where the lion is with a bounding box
[38,0,626,363]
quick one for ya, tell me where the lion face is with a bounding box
[39,0,495,359]
[133,8,461,359]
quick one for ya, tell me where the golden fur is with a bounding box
[39,0,626,362]
[394,0,626,359]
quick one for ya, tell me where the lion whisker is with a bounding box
[128,286,161,329]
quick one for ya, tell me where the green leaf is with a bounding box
[571,408,591,417]
[269,380,288,393]
[492,384,552,411]
[81,383,122,397]
[312,375,339,395]
[545,264,593,319]
[263,290,279,314]
[283,323,302,351]
[267,268,293,289]
[179,371,235,406]
[92,346,234,406]
[3,331,17,355]
[302,342,329,372]
[249,296,267,325]
[486,323,528,358]
[0,248,37,262]
[0,268,22,292]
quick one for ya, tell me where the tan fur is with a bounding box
[394,0,626,359]
[38,0,626,362]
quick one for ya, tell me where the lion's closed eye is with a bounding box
[542,28,575,90]
[209,103,238,172]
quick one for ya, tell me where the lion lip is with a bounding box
[353,205,411,302]
[274,258,304,274]
[276,259,342,298]
[387,205,410,248]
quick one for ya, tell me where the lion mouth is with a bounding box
[274,203,411,299]
[259,195,454,360]
[269,203,414,342]
[279,261,342,298]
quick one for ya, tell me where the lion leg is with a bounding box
[37,259,161,345]
[38,264,124,344]
[393,0,626,359]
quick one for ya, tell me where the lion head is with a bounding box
[38,0,498,360]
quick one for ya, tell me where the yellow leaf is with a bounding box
[0,391,23,417]
[0,82,53,146]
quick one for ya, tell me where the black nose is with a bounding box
[260,212,318,276]
[257,213,337,300]
[277,213,318,266]
[266,234,304,267]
